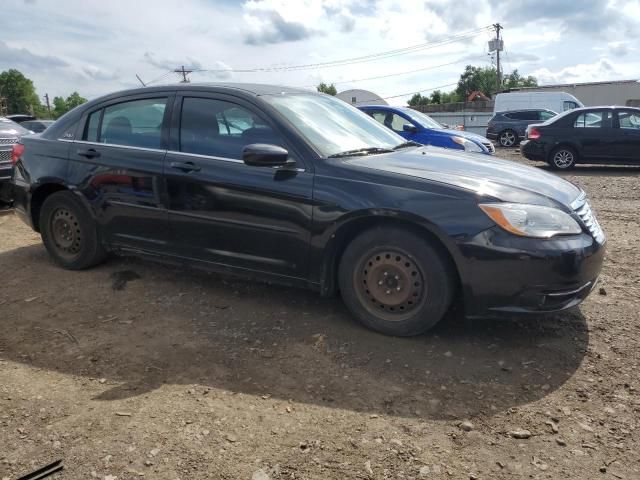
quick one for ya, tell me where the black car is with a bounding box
[521,106,640,169]
[21,120,55,133]
[11,84,605,336]
[487,109,557,147]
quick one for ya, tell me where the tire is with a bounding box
[498,129,518,147]
[40,191,107,270]
[338,226,454,336]
[548,146,577,170]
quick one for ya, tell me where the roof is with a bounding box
[506,79,640,92]
[87,83,314,106]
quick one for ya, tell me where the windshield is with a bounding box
[401,108,443,129]
[263,93,405,157]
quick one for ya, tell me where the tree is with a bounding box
[407,93,430,107]
[503,69,538,90]
[316,82,337,95]
[455,65,499,99]
[52,91,88,119]
[455,65,539,99]
[0,69,41,115]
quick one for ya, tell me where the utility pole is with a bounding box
[493,23,503,91]
[174,65,193,83]
[44,93,52,118]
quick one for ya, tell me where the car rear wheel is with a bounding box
[549,146,577,170]
[498,129,518,147]
[40,191,107,270]
[338,226,454,336]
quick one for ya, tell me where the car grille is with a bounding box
[0,149,11,163]
[482,141,495,154]
[574,198,605,244]
[0,137,18,145]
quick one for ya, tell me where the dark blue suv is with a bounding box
[359,105,495,155]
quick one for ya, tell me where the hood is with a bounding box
[440,128,489,143]
[347,146,581,209]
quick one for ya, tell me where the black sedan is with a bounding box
[11,84,605,336]
[521,106,640,169]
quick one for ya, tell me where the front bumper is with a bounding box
[457,227,605,318]
[485,132,498,140]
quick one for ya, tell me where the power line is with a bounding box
[145,70,174,86]
[302,54,488,88]
[193,26,492,74]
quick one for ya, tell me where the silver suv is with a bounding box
[0,117,32,204]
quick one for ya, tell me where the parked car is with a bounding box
[6,114,36,124]
[487,109,557,147]
[11,84,604,336]
[0,117,32,205]
[358,105,495,155]
[494,91,583,114]
[521,106,640,169]
[20,120,55,133]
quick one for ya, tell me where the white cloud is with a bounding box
[0,0,638,105]
[531,58,621,85]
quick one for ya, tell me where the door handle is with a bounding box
[77,148,100,159]
[170,161,201,173]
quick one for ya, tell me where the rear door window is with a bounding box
[539,110,556,121]
[616,110,640,130]
[573,111,610,128]
[95,98,167,148]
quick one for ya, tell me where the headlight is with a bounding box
[479,203,582,238]
[451,136,483,153]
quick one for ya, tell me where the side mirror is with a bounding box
[242,143,290,167]
[403,123,418,133]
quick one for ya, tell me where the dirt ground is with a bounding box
[1,149,639,480]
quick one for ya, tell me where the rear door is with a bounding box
[570,110,615,161]
[164,93,314,279]
[68,93,173,251]
[613,110,640,162]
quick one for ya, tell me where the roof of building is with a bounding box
[506,79,640,92]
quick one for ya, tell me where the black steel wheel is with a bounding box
[49,207,82,260]
[40,191,107,269]
[339,226,455,336]
[355,249,426,320]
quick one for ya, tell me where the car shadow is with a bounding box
[0,244,589,420]
[535,164,640,177]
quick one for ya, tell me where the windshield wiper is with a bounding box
[392,141,422,150]
[327,147,393,158]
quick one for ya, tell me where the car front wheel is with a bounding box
[549,146,577,170]
[40,191,107,269]
[338,226,454,336]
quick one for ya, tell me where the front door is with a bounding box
[68,94,172,251]
[164,94,314,279]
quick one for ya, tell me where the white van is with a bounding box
[494,91,584,114]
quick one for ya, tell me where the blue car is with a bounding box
[359,105,495,155]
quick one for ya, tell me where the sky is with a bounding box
[2,0,640,105]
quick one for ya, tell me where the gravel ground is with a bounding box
[0,149,639,480]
